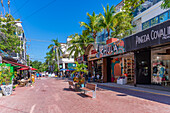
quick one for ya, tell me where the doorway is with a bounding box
[135,49,151,84]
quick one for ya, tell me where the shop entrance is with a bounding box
[135,49,151,84]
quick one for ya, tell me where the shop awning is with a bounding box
[3,60,29,68]
[18,67,37,71]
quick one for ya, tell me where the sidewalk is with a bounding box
[96,82,170,97]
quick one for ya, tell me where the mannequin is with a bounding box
[157,62,165,84]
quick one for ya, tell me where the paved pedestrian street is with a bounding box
[0,78,170,113]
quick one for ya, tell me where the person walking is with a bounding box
[36,73,39,79]
[88,71,91,82]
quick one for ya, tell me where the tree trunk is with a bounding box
[107,28,110,39]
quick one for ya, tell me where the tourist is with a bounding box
[36,73,39,79]
[88,71,91,82]
[97,73,100,81]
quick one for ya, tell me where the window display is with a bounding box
[152,48,170,86]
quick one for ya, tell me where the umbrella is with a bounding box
[65,68,76,71]
[18,67,37,71]
[60,69,67,71]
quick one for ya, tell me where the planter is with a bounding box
[0,84,13,96]
[75,84,80,92]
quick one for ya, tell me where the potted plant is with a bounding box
[72,62,88,91]
[0,63,13,96]
[78,76,85,88]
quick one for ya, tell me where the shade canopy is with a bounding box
[66,68,76,71]
[18,67,37,71]
[3,60,29,68]
[60,69,67,71]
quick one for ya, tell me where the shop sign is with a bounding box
[99,39,125,57]
[59,65,62,68]
[76,55,84,62]
[68,63,76,69]
[91,50,97,55]
[124,20,170,51]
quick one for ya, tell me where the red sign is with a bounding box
[91,50,97,55]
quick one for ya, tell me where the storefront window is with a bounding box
[151,17,158,27]
[152,48,170,86]
[159,12,168,23]
[142,20,150,30]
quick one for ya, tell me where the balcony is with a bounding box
[133,0,161,17]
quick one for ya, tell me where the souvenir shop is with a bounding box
[85,44,103,77]
[99,39,135,83]
[124,19,170,86]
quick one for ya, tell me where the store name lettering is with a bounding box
[136,26,170,45]
[102,44,118,55]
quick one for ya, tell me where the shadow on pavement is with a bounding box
[98,85,170,105]
[116,94,127,96]
[63,88,74,92]
[77,93,91,98]
[0,105,27,113]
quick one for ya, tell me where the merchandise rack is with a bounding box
[123,57,134,82]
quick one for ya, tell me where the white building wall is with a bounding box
[132,1,170,34]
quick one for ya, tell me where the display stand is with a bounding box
[123,57,134,83]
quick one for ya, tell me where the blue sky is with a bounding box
[0,0,121,62]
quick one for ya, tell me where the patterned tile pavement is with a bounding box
[0,78,170,113]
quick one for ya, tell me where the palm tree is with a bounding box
[79,11,102,41]
[72,61,88,76]
[79,31,94,49]
[161,0,170,9]
[67,31,94,59]
[45,52,55,72]
[111,11,133,39]
[47,39,62,72]
[48,39,62,59]
[67,33,83,59]
[100,4,118,39]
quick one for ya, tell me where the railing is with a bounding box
[133,0,161,17]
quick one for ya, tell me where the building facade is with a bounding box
[11,21,27,65]
[59,38,75,74]
[85,0,170,88]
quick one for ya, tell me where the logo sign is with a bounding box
[1,84,13,96]
[124,20,170,51]
[99,40,125,57]
[91,50,97,55]
[136,26,170,45]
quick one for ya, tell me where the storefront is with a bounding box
[99,39,134,83]
[124,19,170,86]
[85,44,103,78]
